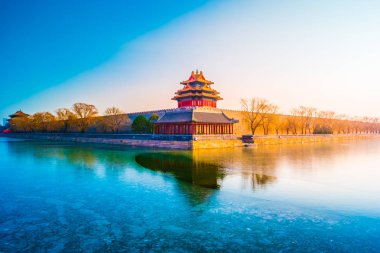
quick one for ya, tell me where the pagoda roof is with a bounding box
[9,110,29,118]
[180,70,214,85]
[156,108,238,124]
[172,93,223,100]
[176,85,220,94]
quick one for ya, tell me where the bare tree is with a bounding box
[241,98,275,135]
[30,112,56,132]
[291,107,306,134]
[288,110,299,135]
[261,105,278,135]
[289,106,316,135]
[56,108,77,132]
[272,114,288,135]
[304,107,317,134]
[103,107,129,133]
[334,114,350,134]
[72,103,98,133]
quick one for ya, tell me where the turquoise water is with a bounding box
[0,137,379,252]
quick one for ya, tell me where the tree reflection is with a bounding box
[5,141,134,173]
[191,148,278,190]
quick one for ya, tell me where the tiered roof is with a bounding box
[172,70,223,102]
[9,110,29,118]
[156,108,238,124]
[180,70,214,85]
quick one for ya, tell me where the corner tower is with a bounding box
[172,70,222,108]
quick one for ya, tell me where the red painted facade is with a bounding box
[154,123,234,135]
[177,100,217,108]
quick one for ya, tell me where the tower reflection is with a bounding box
[135,152,224,189]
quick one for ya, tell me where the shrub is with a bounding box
[313,125,333,134]
[132,115,150,133]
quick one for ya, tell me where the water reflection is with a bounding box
[5,139,375,196]
[2,138,380,252]
[135,152,224,189]
[5,141,132,170]
[5,141,279,192]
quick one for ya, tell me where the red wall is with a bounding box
[178,99,216,108]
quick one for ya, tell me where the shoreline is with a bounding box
[1,133,380,149]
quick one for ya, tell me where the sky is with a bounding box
[1,0,380,122]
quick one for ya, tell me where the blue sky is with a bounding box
[1,0,380,121]
[0,0,210,119]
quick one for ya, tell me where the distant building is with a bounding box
[154,70,238,135]
[8,110,29,122]
[6,110,30,130]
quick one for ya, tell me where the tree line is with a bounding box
[8,99,380,135]
[9,103,127,133]
[9,102,160,134]
[241,98,380,135]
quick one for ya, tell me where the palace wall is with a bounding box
[4,132,379,150]
[3,133,242,150]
